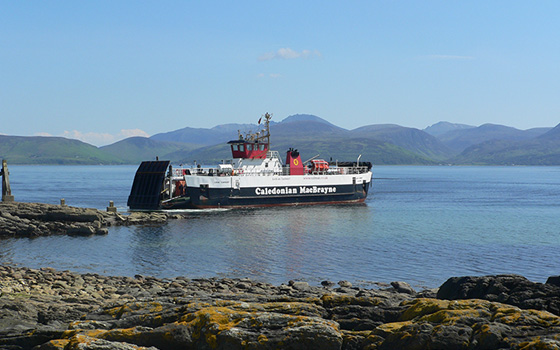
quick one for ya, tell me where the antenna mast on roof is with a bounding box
[256,112,272,145]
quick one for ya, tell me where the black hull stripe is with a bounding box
[154,182,371,209]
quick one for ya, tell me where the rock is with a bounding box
[291,281,311,291]
[437,274,560,316]
[95,228,109,235]
[390,281,416,294]
[338,280,352,288]
[546,275,560,287]
[0,202,181,238]
[3,267,560,349]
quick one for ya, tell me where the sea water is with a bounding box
[1,165,559,289]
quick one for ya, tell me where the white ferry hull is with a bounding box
[171,172,372,209]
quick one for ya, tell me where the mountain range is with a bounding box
[1,114,558,165]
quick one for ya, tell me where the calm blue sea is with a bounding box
[1,165,559,289]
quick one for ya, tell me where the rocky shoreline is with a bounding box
[1,265,560,350]
[0,202,180,238]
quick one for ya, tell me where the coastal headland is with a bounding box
[2,202,560,349]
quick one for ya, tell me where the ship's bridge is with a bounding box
[228,140,269,159]
[228,112,272,160]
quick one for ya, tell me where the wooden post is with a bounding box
[1,160,14,202]
[107,200,117,213]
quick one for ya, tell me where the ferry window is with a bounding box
[232,145,238,151]
[247,144,253,151]
[239,144,244,152]
[259,144,265,151]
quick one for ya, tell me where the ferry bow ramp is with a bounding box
[128,160,170,210]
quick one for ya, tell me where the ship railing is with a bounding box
[267,150,283,162]
[173,166,285,177]
[234,169,279,176]
[278,165,370,176]
[171,166,234,177]
[340,165,371,175]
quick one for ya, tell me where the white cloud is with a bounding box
[120,128,150,138]
[62,130,116,146]
[258,73,282,79]
[35,129,150,147]
[420,55,475,61]
[258,48,322,61]
[258,52,276,61]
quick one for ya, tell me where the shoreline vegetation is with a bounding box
[2,201,560,349]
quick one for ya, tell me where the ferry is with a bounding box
[127,113,373,209]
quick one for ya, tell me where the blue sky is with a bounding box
[2,1,559,146]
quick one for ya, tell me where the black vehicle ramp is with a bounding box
[127,160,170,210]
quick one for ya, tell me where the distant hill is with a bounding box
[271,120,348,141]
[100,137,198,163]
[1,115,559,165]
[150,126,237,145]
[272,138,437,165]
[424,121,475,137]
[175,136,437,166]
[451,123,560,165]
[150,114,337,145]
[535,124,560,141]
[159,118,560,165]
[0,135,123,164]
[281,114,336,126]
[436,124,547,154]
[152,116,449,165]
[350,124,453,161]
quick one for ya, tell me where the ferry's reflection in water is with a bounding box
[121,204,373,284]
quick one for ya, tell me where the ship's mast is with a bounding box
[256,112,272,146]
[237,112,272,146]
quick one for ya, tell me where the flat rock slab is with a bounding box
[0,202,179,237]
